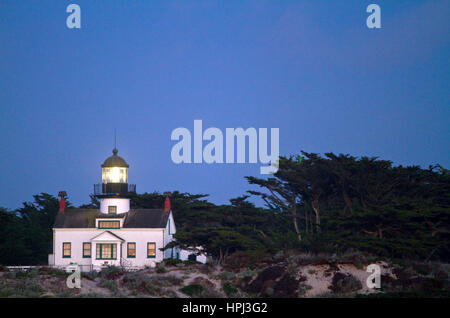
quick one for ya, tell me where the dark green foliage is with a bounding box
[246,154,450,261]
[329,273,362,294]
[99,266,124,280]
[180,284,204,297]
[0,278,44,297]
[0,151,448,270]
[273,274,300,298]
[83,270,99,281]
[164,258,183,266]
[99,280,119,293]
[222,282,238,296]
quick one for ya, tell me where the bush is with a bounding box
[99,280,118,294]
[99,266,124,280]
[222,282,238,297]
[164,258,183,267]
[219,271,236,281]
[122,272,178,296]
[330,273,362,294]
[0,278,44,297]
[15,270,39,279]
[83,270,99,280]
[0,265,9,272]
[41,267,67,277]
[183,259,201,266]
[180,284,204,297]
[161,275,183,286]
[156,262,167,274]
[224,251,271,270]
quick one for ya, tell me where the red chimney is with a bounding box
[58,191,67,214]
[163,192,171,212]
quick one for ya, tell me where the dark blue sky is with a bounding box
[0,0,449,209]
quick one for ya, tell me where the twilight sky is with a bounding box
[0,0,449,209]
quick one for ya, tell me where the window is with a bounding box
[108,206,117,214]
[63,242,71,258]
[83,242,91,258]
[147,242,156,258]
[127,242,136,258]
[188,254,197,262]
[96,243,117,260]
[98,220,120,229]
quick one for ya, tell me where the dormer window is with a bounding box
[98,220,120,229]
[108,206,117,214]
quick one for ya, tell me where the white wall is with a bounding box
[179,248,208,264]
[164,211,176,258]
[53,228,166,270]
[99,198,130,214]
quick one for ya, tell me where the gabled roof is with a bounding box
[91,231,125,242]
[53,209,170,229]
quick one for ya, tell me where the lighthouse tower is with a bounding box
[94,148,136,214]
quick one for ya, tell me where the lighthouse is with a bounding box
[49,146,207,271]
[94,148,136,214]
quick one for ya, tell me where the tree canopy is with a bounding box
[0,152,448,265]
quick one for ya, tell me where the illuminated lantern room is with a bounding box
[102,148,129,184]
[94,148,136,214]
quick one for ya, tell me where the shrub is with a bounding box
[0,265,9,272]
[273,251,284,261]
[180,284,204,297]
[99,266,124,280]
[222,282,238,297]
[219,271,236,281]
[330,273,362,294]
[122,272,175,296]
[0,278,44,297]
[238,269,257,280]
[83,270,99,281]
[264,287,274,297]
[182,259,201,266]
[164,258,183,267]
[156,262,167,274]
[161,275,183,286]
[15,270,34,279]
[99,280,118,294]
[224,251,271,270]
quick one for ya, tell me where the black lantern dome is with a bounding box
[94,148,136,197]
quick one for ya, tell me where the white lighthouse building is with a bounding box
[48,148,184,271]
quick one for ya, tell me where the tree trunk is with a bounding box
[305,209,309,234]
[218,248,223,265]
[293,213,302,241]
[312,199,321,232]
[290,196,302,241]
[377,226,383,239]
[343,190,353,214]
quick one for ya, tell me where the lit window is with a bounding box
[63,242,71,258]
[96,243,117,260]
[98,221,120,229]
[127,242,136,258]
[83,242,91,258]
[108,206,117,214]
[147,242,156,258]
[102,167,128,183]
